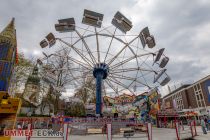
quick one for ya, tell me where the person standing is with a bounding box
[201,117,207,134]
[204,117,208,131]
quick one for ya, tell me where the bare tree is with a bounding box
[39,48,77,114]
[74,77,96,104]
[10,53,34,96]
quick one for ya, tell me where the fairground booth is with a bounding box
[157,108,179,128]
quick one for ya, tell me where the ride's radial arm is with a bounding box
[105,79,119,94]
[109,53,153,70]
[110,73,150,88]
[58,38,94,67]
[104,28,117,63]
[107,36,139,66]
[110,67,155,74]
[95,28,100,63]
[107,77,135,95]
[75,30,97,64]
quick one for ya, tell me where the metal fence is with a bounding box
[16,117,152,140]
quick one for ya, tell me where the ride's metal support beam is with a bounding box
[105,79,119,95]
[65,68,81,85]
[107,77,136,95]
[63,74,92,84]
[109,52,153,70]
[75,30,97,64]
[51,52,91,70]
[104,28,117,63]
[58,33,126,55]
[58,38,94,67]
[95,71,104,115]
[66,56,91,70]
[107,36,139,66]
[95,28,100,63]
[107,77,130,90]
[110,73,150,88]
[58,67,91,72]
[110,67,155,74]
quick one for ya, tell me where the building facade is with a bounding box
[162,75,210,116]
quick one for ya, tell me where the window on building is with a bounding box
[198,101,201,107]
[208,86,210,94]
[194,83,206,108]
[197,84,201,90]
[201,101,204,107]
[197,95,200,100]
[200,94,203,100]
[195,91,198,95]
[172,92,184,111]
[194,85,197,91]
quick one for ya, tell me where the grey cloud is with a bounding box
[167,59,207,83]
[145,0,210,85]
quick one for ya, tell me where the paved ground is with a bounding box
[10,126,210,140]
[193,127,210,140]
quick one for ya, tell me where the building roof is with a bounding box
[188,75,210,88]
[163,84,191,99]
[162,74,210,100]
[0,18,16,43]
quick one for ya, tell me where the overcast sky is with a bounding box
[0,0,210,96]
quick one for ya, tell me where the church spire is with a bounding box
[0,18,16,41]
[0,18,18,63]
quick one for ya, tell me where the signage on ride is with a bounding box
[104,93,135,105]
[4,129,63,137]
[103,90,161,122]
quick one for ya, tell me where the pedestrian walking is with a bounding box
[201,117,207,134]
[204,117,209,131]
